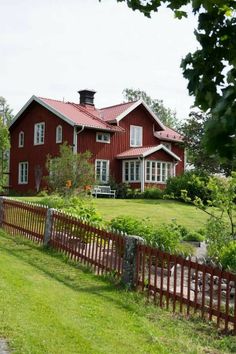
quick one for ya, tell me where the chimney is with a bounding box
[78,89,96,106]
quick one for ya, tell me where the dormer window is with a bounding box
[56,125,63,143]
[130,125,142,147]
[18,131,24,147]
[96,132,110,143]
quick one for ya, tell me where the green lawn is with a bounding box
[0,230,235,353]
[17,197,208,230]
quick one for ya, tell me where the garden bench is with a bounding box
[92,185,116,198]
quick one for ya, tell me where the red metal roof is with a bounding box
[99,101,137,122]
[39,97,123,132]
[117,146,157,159]
[117,145,181,161]
[154,126,183,142]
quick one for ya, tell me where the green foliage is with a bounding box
[110,216,194,255]
[46,143,94,196]
[180,112,234,175]
[182,231,205,243]
[142,187,163,199]
[116,1,236,160]
[123,88,179,128]
[206,218,231,262]
[165,171,211,203]
[179,173,236,266]
[0,96,14,127]
[0,115,10,192]
[219,241,236,272]
[38,194,103,225]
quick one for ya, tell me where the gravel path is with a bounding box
[0,340,10,354]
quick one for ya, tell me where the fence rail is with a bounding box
[137,244,236,332]
[1,199,47,242]
[0,197,235,333]
[51,210,124,275]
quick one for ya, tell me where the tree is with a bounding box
[46,143,95,195]
[181,111,235,175]
[0,118,10,192]
[123,88,179,128]
[0,97,14,127]
[111,1,236,159]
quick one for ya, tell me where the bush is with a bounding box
[109,216,193,255]
[206,218,231,262]
[182,231,205,242]
[219,241,236,272]
[142,187,163,199]
[165,171,211,203]
[38,194,103,225]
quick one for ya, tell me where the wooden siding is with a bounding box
[9,101,74,192]
[9,101,185,193]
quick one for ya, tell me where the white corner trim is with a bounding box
[10,95,75,129]
[115,99,166,130]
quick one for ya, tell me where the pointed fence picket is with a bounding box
[0,197,236,333]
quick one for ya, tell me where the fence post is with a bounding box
[44,208,55,246]
[121,235,144,289]
[0,196,4,228]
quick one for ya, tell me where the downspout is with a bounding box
[73,125,85,154]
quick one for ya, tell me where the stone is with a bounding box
[221,283,227,290]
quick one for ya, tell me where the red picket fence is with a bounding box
[1,198,236,333]
[1,198,47,242]
[50,210,125,276]
[136,244,236,332]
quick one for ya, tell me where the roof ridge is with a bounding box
[99,100,138,110]
[69,102,117,130]
[38,96,72,104]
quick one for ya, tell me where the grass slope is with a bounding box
[17,197,208,230]
[0,230,235,353]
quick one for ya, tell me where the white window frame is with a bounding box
[96,132,110,144]
[18,131,24,148]
[130,125,143,147]
[56,125,63,143]
[122,160,141,183]
[34,122,45,145]
[145,160,175,184]
[18,161,28,184]
[95,159,109,183]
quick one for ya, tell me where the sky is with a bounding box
[0,0,198,121]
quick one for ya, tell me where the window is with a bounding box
[130,125,143,147]
[34,122,45,145]
[18,131,24,147]
[96,132,110,143]
[123,160,140,182]
[163,142,171,150]
[56,125,62,143]
[145,161,175,183]
[95,160,109,183]
[18,162,28,184]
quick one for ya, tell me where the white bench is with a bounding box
[92,185,116,198]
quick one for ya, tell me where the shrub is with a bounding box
[109,216,193,255]
[219,241,236,272]
[165,171,211,203]
[38,194,103,225]
[206,218,231,262]
[182,231,205,242]
[142,187,163,199]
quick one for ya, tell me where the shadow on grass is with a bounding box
[0,231,230,342]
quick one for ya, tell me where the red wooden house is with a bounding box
[9,89,185,193]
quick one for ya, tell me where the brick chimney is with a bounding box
[78,89,96,106]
